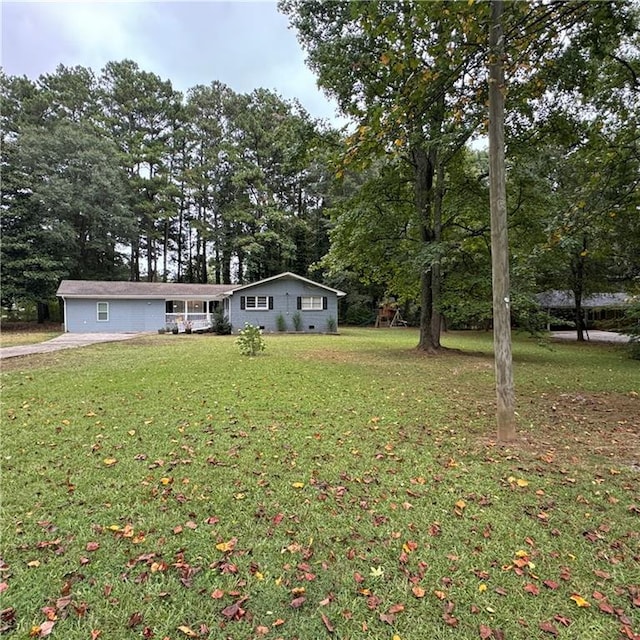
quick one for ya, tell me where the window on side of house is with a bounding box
[97,301,109,322]
[299,296,326,311]
[245,295,270,310]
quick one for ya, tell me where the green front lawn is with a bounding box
[1,329,638,639]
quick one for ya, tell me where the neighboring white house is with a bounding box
[57,272,346,334]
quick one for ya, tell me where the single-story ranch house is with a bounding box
[57,272,346,334]
[537,290,632,329]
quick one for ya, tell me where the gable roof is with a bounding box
[57,280,232,300]
[56,273,346,300]
[225,272,346,297]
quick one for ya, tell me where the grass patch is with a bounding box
[0,324,62,348]
[1,329,638,639]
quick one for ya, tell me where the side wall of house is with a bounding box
[228,278,338,333]
[64,298,165,333]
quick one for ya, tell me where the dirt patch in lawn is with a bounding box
[494,392,640,470]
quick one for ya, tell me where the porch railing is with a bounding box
[165,313,212,332]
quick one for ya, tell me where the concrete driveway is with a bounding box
[550,330,630,343]
[0,333,146,360]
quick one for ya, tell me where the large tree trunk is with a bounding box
[414,146,440,353]
[572,238,587,341]
[430,162,445,341]
[489,0,516,442]
[37,302,50,324]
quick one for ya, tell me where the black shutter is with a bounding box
[297,297,302,310]
[268,296,274,310]
[323,296,328,310]
[240,296,245,310]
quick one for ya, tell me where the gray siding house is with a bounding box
[227,272,345,333]
[57,273,345,334]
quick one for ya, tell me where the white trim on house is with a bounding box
[225,272,346,297]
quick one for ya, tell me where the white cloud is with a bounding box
[1,1,347,125]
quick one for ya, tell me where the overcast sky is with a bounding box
[1,0,348,126]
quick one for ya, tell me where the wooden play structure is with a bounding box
[375,303,408,328]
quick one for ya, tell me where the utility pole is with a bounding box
[488,0,516,442]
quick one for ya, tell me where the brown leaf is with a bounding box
[86,541,100,552]
[553,614,572,627]
[290,596,306,609]
[543,580,559,590]
[479,624,493,639]
[221,598,247,620]
[598,601,615,615]
[128,612,143,628]
[412,585,426,598]
[210,588,224,599]
[524,583,540,596]
[538,620,558,636]
[320,612,334,633]
[379,612,395,625]
[388,603,405,614]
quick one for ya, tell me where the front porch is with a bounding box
[165,298,225,332]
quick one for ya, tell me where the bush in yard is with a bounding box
[326,316,337,333]
[292,311,302,331]
[212,311,232,335]
[235,323,266,356]
[276,314,287,332]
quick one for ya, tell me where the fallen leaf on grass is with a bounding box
[539,620,558,636]
[554,614,572,627]
[290,596,306,609]
[320,612,334,632]
[570,594,590,607]
[479,624,492,639]
[215,538,237,553]
[29,621,55,638]
[127,612,143,628]
[178,625,198,637]
[412,585,426,598]
[524,583,540,596]
[221,597,248,620]
[103,458,117,466]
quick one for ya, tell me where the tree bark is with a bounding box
[489,0,516,442]
[572,238,587,341]
[414,145,440,352]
